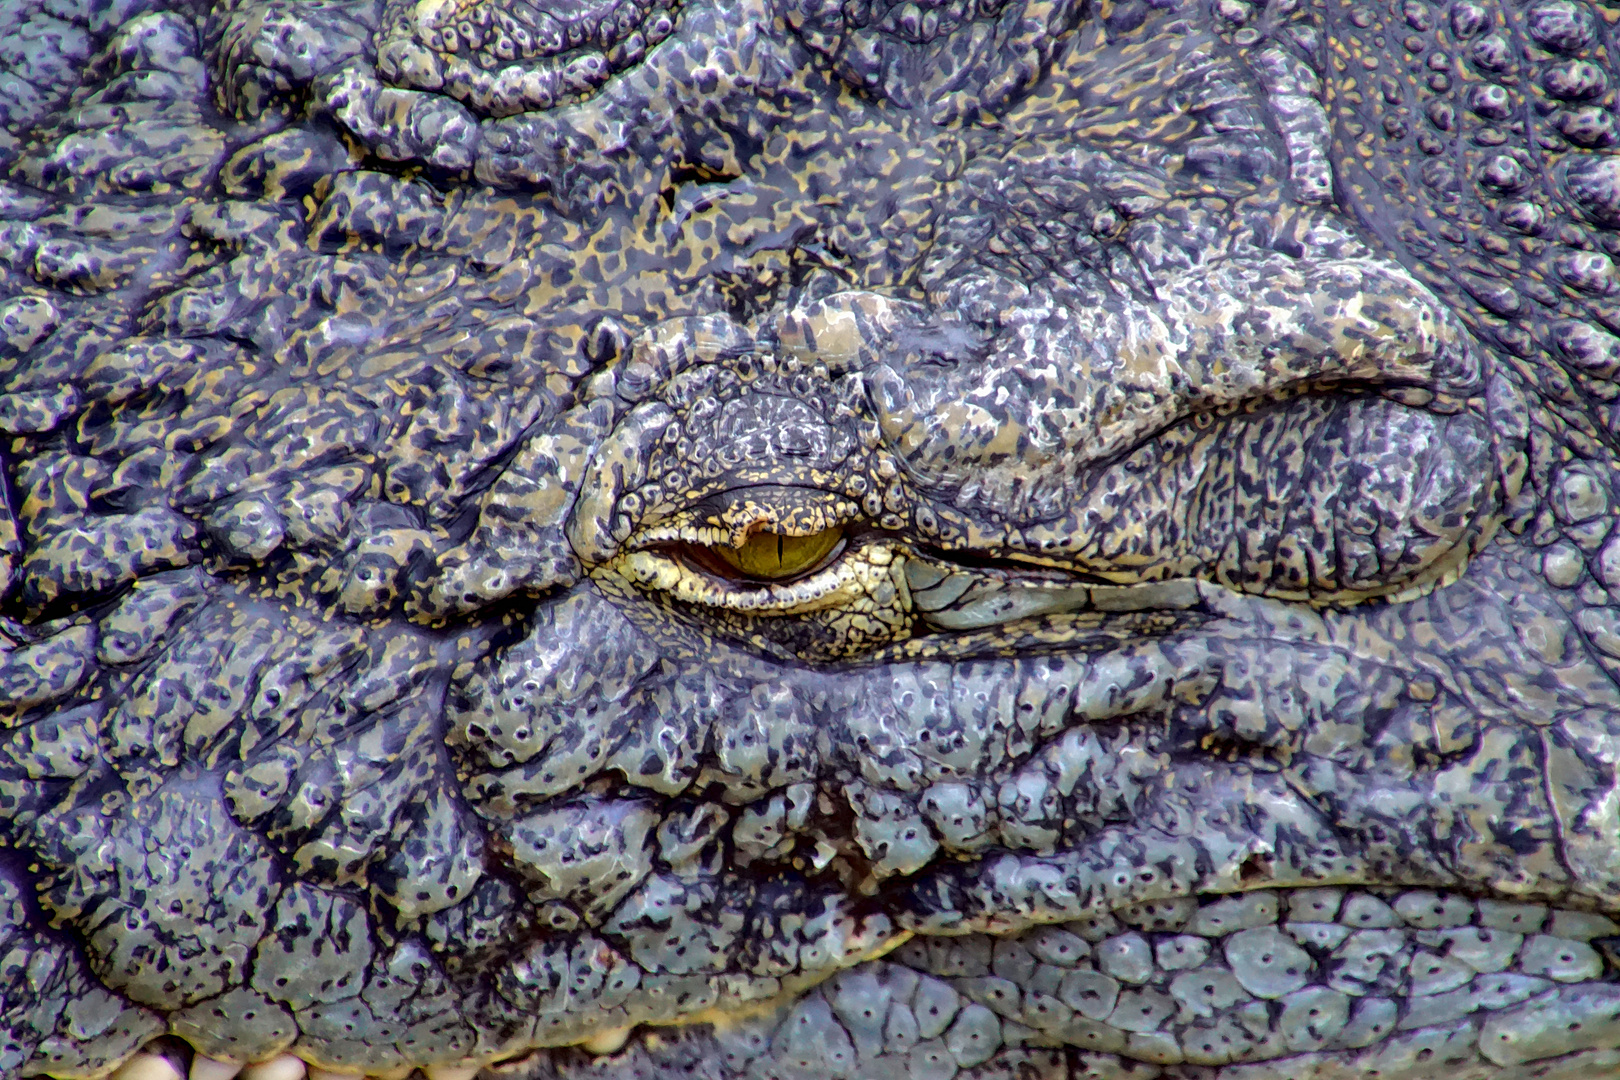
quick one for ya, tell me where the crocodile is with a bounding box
[5,0,1620,1076]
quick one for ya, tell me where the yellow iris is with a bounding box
[712,527,843,581]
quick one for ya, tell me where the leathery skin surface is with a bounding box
[8,0,1620,1077]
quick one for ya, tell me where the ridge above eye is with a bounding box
[702,526,845,581]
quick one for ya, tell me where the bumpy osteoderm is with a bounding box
[5,0,1620,1077]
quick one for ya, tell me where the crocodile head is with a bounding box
[5,0,1620,1077]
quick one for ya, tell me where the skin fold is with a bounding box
[4,0,1620,1077]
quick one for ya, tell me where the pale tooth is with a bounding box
[581,1025,632,1055]
[240,1057,308,1080]
[423,1066,482,1080]
[307,1069,364,1080]
[111,1053,185,1080]
[191,1058,245,1080]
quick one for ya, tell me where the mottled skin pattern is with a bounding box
[7,0,1620,1078]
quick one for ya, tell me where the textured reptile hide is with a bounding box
[5,0,1620,1078]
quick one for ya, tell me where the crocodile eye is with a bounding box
[706,527,844,581]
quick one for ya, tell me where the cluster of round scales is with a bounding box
[7,0,1620,1076]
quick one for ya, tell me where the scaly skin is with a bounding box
[5,0,1620,1077]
